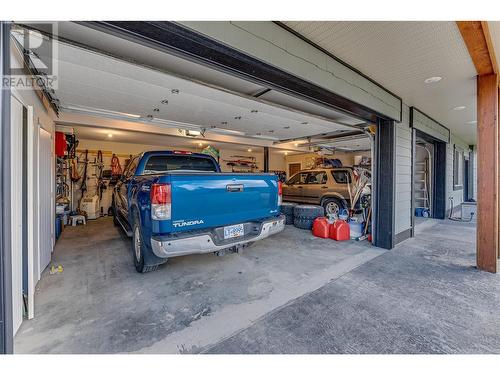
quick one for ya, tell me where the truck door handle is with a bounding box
[226,184,244,192]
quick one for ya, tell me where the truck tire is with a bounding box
[293,217,314,230]
[293,205,325,220]
[280,202,297,215]
[281,202,297,225]
[321,198,346,219]
[131,213,165,273]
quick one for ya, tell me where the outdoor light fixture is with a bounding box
[453,106,466,111]
[424,76,442,83]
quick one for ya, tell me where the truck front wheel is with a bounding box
[132,218,159,273]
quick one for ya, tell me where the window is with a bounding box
[287,172,308,185]
[331,170,352,184]
[125,156,139,177]
[142,155,218,175]
[304,171,327,184]
[453,146,464,190]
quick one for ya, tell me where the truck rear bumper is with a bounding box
[151,215,285,258]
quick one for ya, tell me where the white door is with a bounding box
[10,96,24,335]
[39,128,52,272]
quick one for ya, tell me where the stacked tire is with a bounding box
[293,205,325,230]
[281,202,297,225]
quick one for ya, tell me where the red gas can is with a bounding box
[312,217,330,238]
[329,220,350,241]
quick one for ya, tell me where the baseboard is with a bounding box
[394,228,412,245]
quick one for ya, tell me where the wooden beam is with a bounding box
[477,74,498,272]
[457,21,498,75]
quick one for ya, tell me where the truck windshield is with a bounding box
[142,155,218,174]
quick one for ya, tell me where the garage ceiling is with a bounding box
[40,34,364,143]
[282,21,478,144]
[71,125,295,155]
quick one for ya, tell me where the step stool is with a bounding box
[70,215,86,226]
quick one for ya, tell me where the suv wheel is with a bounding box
[323,198,344,219]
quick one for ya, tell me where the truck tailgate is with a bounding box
[169,173,279,233]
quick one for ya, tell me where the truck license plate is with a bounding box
[224,224,244,239]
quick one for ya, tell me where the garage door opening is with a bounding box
[281,130,374,241]
[7,22,394,353]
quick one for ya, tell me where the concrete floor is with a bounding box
[14,217,383,354]
[207,220,500,353]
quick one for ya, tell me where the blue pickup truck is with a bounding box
[112,150,285,273]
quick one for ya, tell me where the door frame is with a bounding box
[410,128,447,236]
[1,21,13,354]
[12,88,36,320]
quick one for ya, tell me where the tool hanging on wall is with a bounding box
[111,154,122,176]
[96,150,106,200]
[78,149,89,211]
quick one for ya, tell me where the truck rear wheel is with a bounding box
[132,217,159,273]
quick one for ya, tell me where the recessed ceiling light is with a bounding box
[453,106,466,111]
[160,99,169,105]
[424,76,442,84]
[284,152,288,156]
[294,143,299,147]
[198,142,203,147]
[467,120,477,124]
[248,148,252,152]
[107,134,113,138]
[171,89,179,94]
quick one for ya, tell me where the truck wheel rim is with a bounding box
[134,226,141,262]
[326,202,340,218]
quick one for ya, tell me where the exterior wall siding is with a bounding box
[395,104,412,234]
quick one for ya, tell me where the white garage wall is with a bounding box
[73,139,286,215]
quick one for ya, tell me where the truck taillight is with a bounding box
[151,183,171,220]
[278,181,283,206]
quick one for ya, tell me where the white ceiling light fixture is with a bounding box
[424,76,442,84]
[247,148,252,152]
[185,130,202,137]
[107,133,113,138]
[453,106,466,111]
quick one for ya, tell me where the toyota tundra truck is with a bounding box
[112,150,285,273]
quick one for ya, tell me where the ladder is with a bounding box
[414,157,430,212]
